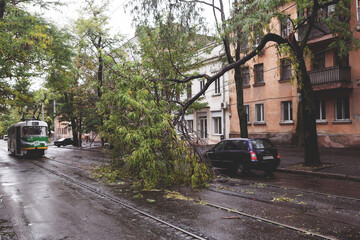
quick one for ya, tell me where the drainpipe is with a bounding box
[222,74,226,140]
[356,0,360,31]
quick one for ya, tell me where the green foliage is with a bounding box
[0,1,74,133]
[98,62,212,189]
[0,4,64,80]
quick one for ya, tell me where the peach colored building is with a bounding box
[54,117,72,140]
[229,1,360,148]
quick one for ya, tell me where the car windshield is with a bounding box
[22,126,47,136]
[57,138,66,141]
[251,139,275,149]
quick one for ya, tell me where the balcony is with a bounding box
[308,66,352,91]
[298,12,340,43]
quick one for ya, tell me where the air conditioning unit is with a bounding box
[221,102,227,109]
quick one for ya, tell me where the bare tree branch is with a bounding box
[173,33,288,125]
[178,0,221,12]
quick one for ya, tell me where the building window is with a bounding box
[318,4,335,18]
[240,33,249,50]
[335,53,349,67]
[255,34,261,47]
[255,103,265,122]
[200,80,205,96]
[316,99,326,121]
[245,105,251,123]
[199,117,207,138]
[187,85,192,99]
[254,64,264,83]
[186,120,193,133]
[281,18,291,38]
[328,4,335,15]
[214,78,221,94]
[335,97,350,120]
[281,58,291,80]
[357,0,360,24]
[281,101,293,122]
[313,52,325,70]
[241,67,250,86]
[213,117,222,135]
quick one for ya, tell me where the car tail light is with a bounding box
[250,151,258,162]
[277,154,280,159]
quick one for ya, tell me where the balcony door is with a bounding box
[199,117,208,139]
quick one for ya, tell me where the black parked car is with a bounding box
[204,138,280,175]
[54,138,74,147]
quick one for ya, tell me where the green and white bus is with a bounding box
[8,120,48,157]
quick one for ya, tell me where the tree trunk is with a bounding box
[71,119,78,147]
[97,37,103,98]
[298,59,321,166]
[292,99,304,146]
[0,0,6,19]
[78,118,82,147]
[234,66,248,138]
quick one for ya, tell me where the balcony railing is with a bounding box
[298,15,340,41]
[308,66,351,86]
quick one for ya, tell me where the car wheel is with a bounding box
[235,163,247,176]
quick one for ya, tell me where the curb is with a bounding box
[276,168,360,183]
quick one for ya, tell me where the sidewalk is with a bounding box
[276,145,360,182]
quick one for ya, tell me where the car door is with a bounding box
[223,140,250,167]
[222,141,238,167]
[206,141,226,167]
[237,140,250,166]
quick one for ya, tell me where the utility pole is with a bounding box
[42,103,44,121]
[54,100,56,141]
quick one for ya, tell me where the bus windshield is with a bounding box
[22,126,47,137]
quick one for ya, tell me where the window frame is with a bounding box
[212,116,222,135]
[254,34,261,47]
[186,120,194,133]
[245,104,251,124]
[187,84,192,99]
[281,18,291,38]
[200,80,206,96]
[280,58,292,80]
[214,77,221,95]
[254,63,264,84]
[313,52,325,70]
[335,97,350,121]
[255,103,265,123]
[241,67,250,86]
[281,101,293,122]
[199,117,208,139]
[315,99,327,121]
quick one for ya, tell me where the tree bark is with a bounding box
[71,119,78,147]
[234,65,248,138]
[298,62,321,166]
[0,0,6,19]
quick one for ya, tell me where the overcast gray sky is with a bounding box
[29,0,135,38]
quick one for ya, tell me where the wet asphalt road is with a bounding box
[1,141,360,240]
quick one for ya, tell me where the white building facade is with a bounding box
[182,44,230,145]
